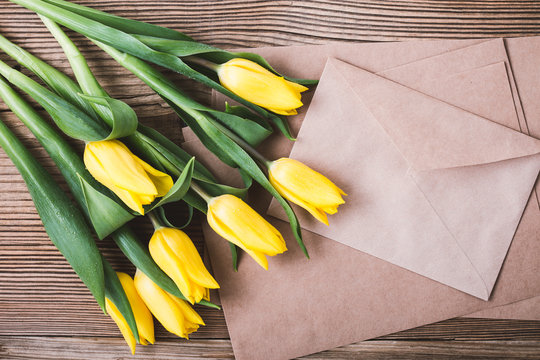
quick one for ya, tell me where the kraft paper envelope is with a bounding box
[267,58,540,300]
[187,40,540,359]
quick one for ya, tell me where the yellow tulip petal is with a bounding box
[207,206,270,269]
[134,270,192,339]
[209,195,287,255]
[168,294,205,326]
[87,141,158,195]
[134,156,174,196]
[269,158,345,225]
[270,177,329,225]
[268,107,298,116]
[207,195,286,269]
[160,228,219,289]
[244,248,269,270]
[116,272,155,345]
[106,298,137,355]
[149,231,194,304]
[217,58,306,115]
[84,140,174,214]
[285,79,309,93]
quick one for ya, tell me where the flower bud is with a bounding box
[134,270,205,339]
[217,58,308,115]
[207,194,287,270]
[149,227,219,304]
[83,140,173,214]
[269,158,346,225]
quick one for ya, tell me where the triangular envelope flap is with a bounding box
[329,58,540,171]
[411,153,540,298]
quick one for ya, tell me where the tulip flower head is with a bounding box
[84,140,173,215]
[269,158,346,225]
[134,270,205,339]
[105,272,155,354]
[216,58,308,116]
[207,194,287,270]
[149,227,219,304]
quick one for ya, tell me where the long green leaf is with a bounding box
[78,94,138,139]
[94,41,271,147]
[79,174,135,239]
[0,77,140,329]
[41,0,193,41]
[0,78,137,326]
[147,157,194,211]
[0,114,105,310]
[0,34,99,119]
[0,76,134,234]
[111,226,219,309]
[102,256,139,343]
[9,0,295,139]
[0,59,109,141]
[133,35,318,86]
[132,127,249,199]
[0,75,214,315]
[39,0,316,87]
[41,17,136,139]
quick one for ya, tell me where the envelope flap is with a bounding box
[329,58,540,171]
[411,153,540,298]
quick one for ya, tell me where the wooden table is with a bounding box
[1,1,539,359]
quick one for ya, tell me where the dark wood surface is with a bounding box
[0,1,539,359]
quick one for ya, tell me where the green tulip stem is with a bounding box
[211,119,272,169]
[190,181,212,203]
[147,211,163,230]
[184,56,219,71]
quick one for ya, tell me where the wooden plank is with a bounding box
[1,337,539,359]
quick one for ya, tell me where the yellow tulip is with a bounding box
[105,272,155,355]
[269,158,346,225]
[149,227,219,305]
[133,269,205,339]
[207,194,287,270]
[83,140,173,215]
[216,58,308,115]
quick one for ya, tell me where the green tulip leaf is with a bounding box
[0,34,99,119]
[41,0,193,41]
[135,125,215,182]
[206,109,271,147]
[148,157,194,211]
[77,94,138,140]
[9,0,297,139]
[111,226,219,309]
[78,174,136,239]
[131,35,318,86]
[0,117,105,310]
[0,59,109,141]
[102,256,140,343]
[35,0,316,87]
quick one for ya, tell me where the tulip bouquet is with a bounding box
[0,0,347,354]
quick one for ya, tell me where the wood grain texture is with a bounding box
[1,337,540,360]
[0,0,539,359]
